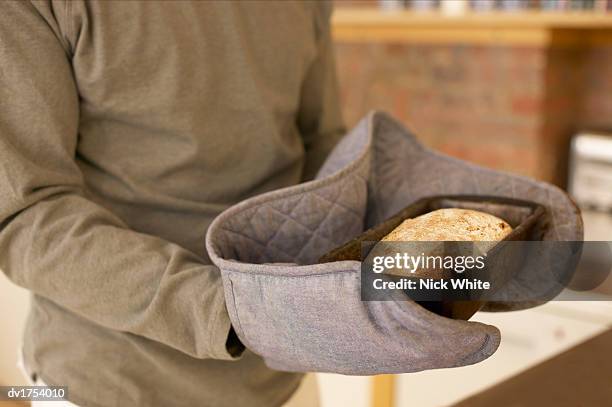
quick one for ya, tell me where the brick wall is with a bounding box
[580,47,612,130]
[333,41,612,185]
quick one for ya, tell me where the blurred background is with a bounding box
[321,1,612,406]
[1,1,611,406]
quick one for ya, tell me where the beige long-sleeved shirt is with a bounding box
[0,1,343,406]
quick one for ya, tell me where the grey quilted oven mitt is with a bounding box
[205,111,583,374]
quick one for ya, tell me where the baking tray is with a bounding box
[319,195,546,320]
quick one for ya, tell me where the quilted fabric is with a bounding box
[364,113,583,311]
[205,111,583,374]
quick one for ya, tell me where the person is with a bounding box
[0,1,344,406]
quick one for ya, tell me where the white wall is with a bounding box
[317,373,370,407]
[0,272,29,386]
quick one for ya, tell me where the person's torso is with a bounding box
[24,1,325,405]
[71,1,318,255]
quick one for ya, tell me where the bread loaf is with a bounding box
[382,208,512,243]
[367,208,514,319]
[370,208,512,279]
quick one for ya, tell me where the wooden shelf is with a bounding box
[332,9,612,46]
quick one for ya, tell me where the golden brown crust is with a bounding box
[382,208,512,242]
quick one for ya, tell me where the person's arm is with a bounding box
[297,2,346,181]
[0,1,237,360]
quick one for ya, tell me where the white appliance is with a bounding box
[568,132,612,212]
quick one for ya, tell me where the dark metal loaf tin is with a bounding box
[318,195,546,320]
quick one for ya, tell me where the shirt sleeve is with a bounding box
[0,1,237,361]
[297,1,346,181]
